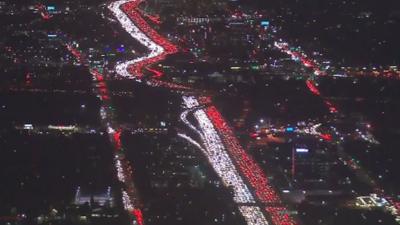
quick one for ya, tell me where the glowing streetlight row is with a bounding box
[274,42,324,76]
[305,80,338,113]
[66,32,143,224]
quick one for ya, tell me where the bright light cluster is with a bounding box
[132,209,145,225]
[182,96,199,108]
[305,80,321,96]
[100,106,107,120]
[66,45,82,62]
[355,129,379,144]
[239,206,269,225]
[115,157,126,183]
[114,152,141,220]
[386,197,400,222]
[300,123,322,136]
[266,207,295,225]
[91,69,110,101]
[113,129,122,150]
[122,190,134,211]
[35,3,52,20]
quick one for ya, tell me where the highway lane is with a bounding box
[108,0,297,224]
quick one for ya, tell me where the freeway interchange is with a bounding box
[107,0,296,224]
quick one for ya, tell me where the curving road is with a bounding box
[108,1,297,225]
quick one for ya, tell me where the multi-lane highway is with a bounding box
[108,0,297,224]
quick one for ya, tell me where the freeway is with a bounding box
[64,38,145,225]
[108,0,297,224]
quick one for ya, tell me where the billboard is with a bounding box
[261,20,270,26]
[296,148,309,153]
